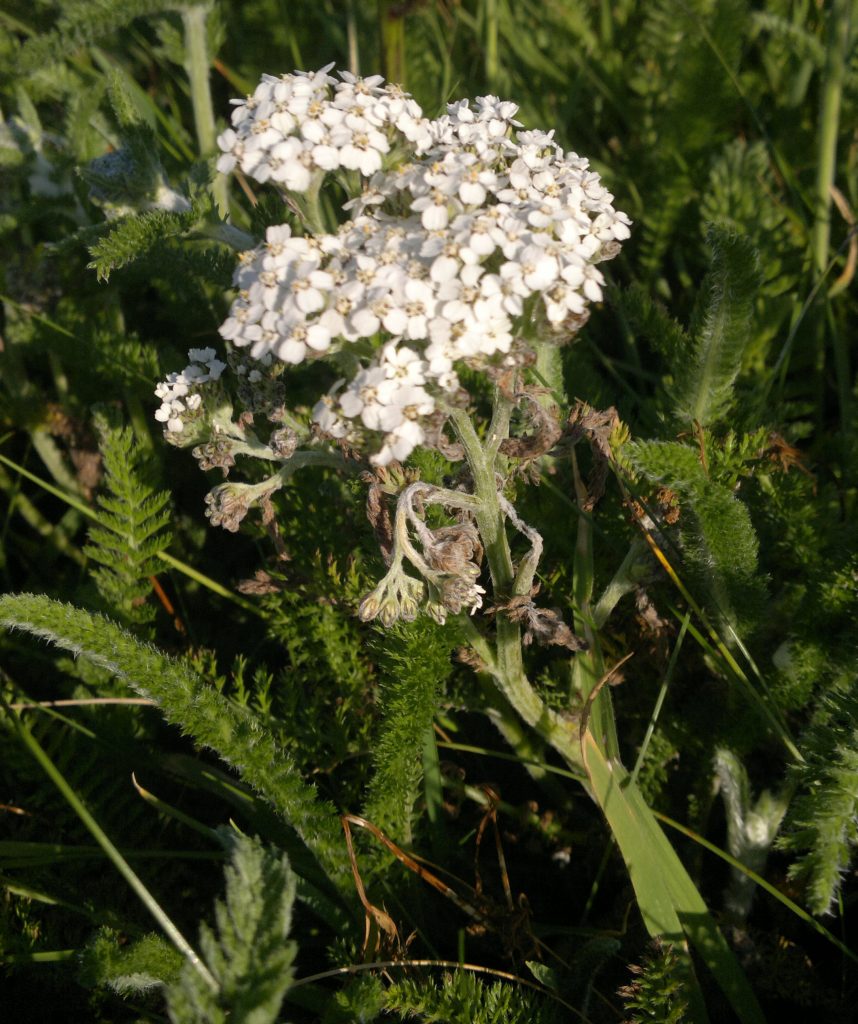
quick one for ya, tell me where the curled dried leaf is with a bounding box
[499,394,562,461]
[365,477,394,565]
[564,401,622,511]
[422,411,465,461]
[489,590,588,651]
[269,426,298,460]
[237,569,284,595]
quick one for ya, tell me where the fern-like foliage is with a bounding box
[86,193,211,281]
[618,940,691,1024]
[166,833,298,1024]
[629,440,762,623]
[362,618,458,843]
[84,414,172,631]
[17,0,186,73]
[79,928,183,994]
[635,173,694,281]
[620,282,692,375]
[382,970,555,1024]
[777,680,858,915]
[0,594,350,891]
[700,141,803,300]
[673,226,761,427]
[634,0,749,155]
[623,226,761,429]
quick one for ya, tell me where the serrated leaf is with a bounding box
[166,834,298,1024]
[672,225,761,427]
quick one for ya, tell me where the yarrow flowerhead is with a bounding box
[215,63,430,186]
[150,66,631,633]
[196,65,631,467]
[154,348,227,439]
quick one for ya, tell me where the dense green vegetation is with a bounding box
[1,1,856,1021]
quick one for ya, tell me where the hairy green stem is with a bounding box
[199,220,256,251]
[484,0,499,90]
[182,3,229,214]
[379,0,406,86]
[450,402,583,773]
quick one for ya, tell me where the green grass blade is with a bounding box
[583,732,766,1024]
[656,811,858,966]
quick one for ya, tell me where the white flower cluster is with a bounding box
[213,67,631,465]
[216,64,429,186]
[154,348,226,435]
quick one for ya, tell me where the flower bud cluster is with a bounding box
[357,483,486,627]
[154,348,227,437]
[215,67,630,466]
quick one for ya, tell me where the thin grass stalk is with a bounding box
[811,0,852,432]
[346,0,360,76]
[4,701,218,992]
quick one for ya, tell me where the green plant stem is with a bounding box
[182,3,229,214]
[301,174,328,235]
[199,220,256,251]
[812,0,851,279]
[346,0,360,76]
[182,4,216,155]
[450,404,583,773]
[379,0,406,86]
[812,0,852,432]
[484,0,499,91]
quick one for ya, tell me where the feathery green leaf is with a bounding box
[0,594,350,891]
[84,414,172,631]
[166,833,298,1024]
[672,225,761,427]
[79,928,184,994]
[630,439,762,623]
[778,680,858,915]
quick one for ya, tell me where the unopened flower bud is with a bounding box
[204,482,254,533]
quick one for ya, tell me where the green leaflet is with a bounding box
[362,618,456,845]
[778,680,858,915]
[84,414,172,631]
[618,940,691,1024]
[79,929,184,994]
[629,439,762,624]
[16,0,187,73]
[86,198,209,281]
[382,970,555,1024]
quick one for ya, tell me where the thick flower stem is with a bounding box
[182,3,229,215]
[450,400,584,773]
